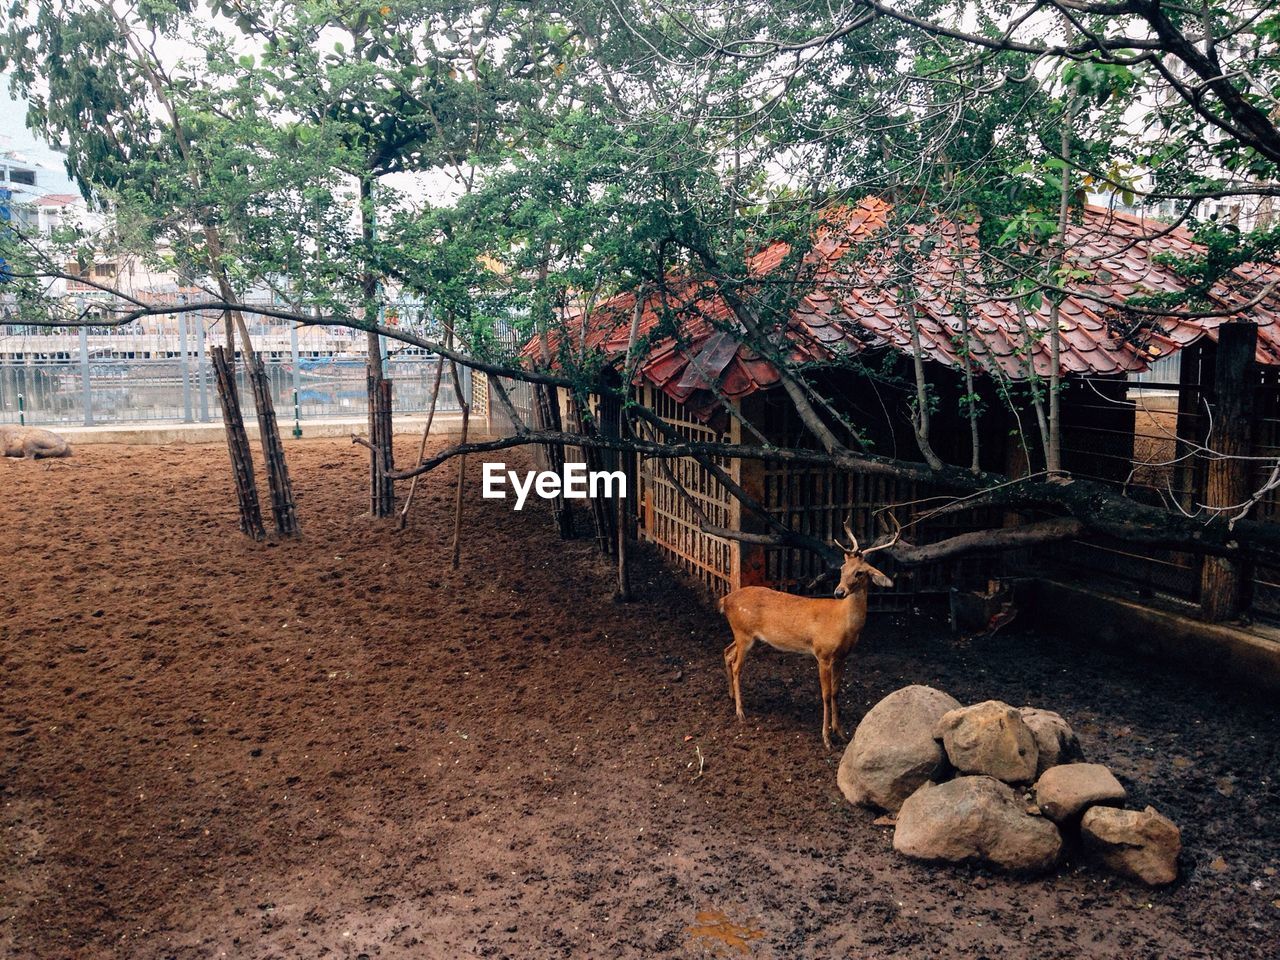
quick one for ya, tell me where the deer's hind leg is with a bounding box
[724,631,754,721]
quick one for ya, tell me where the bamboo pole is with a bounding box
[211,346,265,540]
[248,353,299,537]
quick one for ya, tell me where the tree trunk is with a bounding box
[955,252,982,474]
[615,487,631,600]
[360,174,394,517]
[448,358,470,569]
[210,345,265,540]
[904,302,944,471]
[1045,47,1077,479]
[116,29,297,538]
[567,394,615,556]
[366,355,394,517]
[1200,323,1258,621]
[398,354,447,530]
[367,371,395,517]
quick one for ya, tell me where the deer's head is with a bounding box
[833,519,897,598]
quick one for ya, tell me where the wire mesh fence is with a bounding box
[1051,366,1204,607]
[1050,343,1280,623]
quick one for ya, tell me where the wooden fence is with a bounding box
[1053,332,1280,624]
[634,388,1002,607]
[635,386,738,594]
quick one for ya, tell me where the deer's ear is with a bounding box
[869,567,893,588]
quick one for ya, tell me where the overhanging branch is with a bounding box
[890,518,1084,566]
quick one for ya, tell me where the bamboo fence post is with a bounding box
[248,353,299,537]
[211,345,265,540]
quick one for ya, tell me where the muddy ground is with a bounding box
[2,438,1277,959]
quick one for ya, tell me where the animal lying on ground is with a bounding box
[1,426,73,459]
[719,519,897,749]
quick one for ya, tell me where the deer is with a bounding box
[1,426,72,460]
[718,518,899,749]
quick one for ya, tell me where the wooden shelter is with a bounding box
[486,201,1280,621]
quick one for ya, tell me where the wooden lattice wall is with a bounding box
[472,371,490,425]
[629,341,1280,625]
[634,388,1002,604]
[475,374,534,436]
[636,386,738,594]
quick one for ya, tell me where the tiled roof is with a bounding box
[34,193,80,206]
[524,199,1280,416]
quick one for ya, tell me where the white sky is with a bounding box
[0,79,78,194]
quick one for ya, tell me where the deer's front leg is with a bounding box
[817,656,835,750]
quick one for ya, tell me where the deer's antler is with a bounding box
[861,511,902,556]
[841,519,860,554]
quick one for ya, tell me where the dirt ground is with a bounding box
[2,437,1278,960]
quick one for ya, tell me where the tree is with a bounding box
[1,0,305,537]
[375,0,1280,576]
[212,0,569,515]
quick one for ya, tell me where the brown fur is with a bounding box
[2,426,72,459]
[720,550,892,749]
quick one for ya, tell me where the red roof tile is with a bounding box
[523,199,1280,416]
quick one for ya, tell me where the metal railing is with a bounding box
[0,328,468,426]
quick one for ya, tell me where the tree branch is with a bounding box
[891,518,1084,565]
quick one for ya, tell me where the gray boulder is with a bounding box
[1034,763,1127,824]
[935,700,1039,785]
[1019,707,1084,777]
[1081,805,1181,886]
[893,776,1064,874]
[837,685,960,812]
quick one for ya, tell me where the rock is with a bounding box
[1081,805,1181,886]
[1018,707,1084,776]
[893,776,1064,874]
[935,700,1039,784]
[1034,763,1127,824]
[837,685,961,812]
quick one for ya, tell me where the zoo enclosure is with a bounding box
[473,376,1004,612]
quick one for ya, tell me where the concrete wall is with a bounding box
[53,414,466,446]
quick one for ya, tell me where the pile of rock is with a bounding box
[837,685,1181,885]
